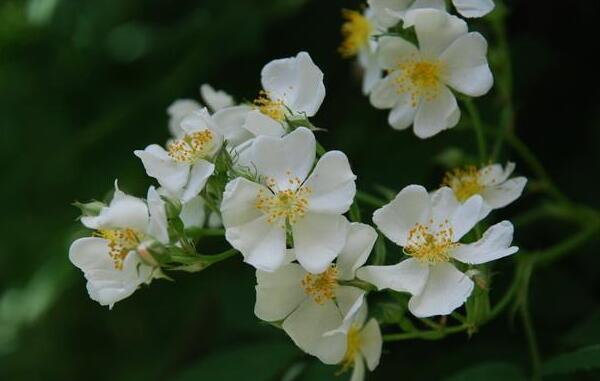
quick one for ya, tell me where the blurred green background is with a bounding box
[1,0,599,380]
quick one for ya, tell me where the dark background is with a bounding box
[0,0,599,380]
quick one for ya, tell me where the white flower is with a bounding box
[357,185,518,317]
[339,8,384,94]
[134,108,223,203]
[369,9,493,138]
[69,183,169,308]
[442,162,527,218]
[254,223,378,364]
[221,127,357,273]
[324,300,382,381]
[200,83,234,113]
[368,0,494,25]
[179,195,222,229]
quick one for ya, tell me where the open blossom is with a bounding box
[135,108,223,204]
[358,185,518,317]
[369,9,493,138]
[368,0,494,25]
[221,127,357,273]
[339,8,384,94]
[69,183,169,308]
[254,223,378,364]
[442,162,527,218]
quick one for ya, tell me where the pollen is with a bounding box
[167,129,215,163]
[404,221,457,264]
[253,90,286,121]
[395,57,445,107]
[301,265,339,304]
[339,325,362,373]
[95,228,142,270]
[255,175,311,227]
[339,9,372,58]
[442,165,485,202]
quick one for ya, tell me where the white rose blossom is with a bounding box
[134,107,223,204]
[221,127,356,273]
[369,9,493,138]
[357,185,518,317]
[69,183,169,308]
[368,0,494,25]
[254,223,378,364]
[442,161,527,218]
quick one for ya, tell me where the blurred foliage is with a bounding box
[0,0,599,380]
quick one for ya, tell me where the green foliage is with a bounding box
[444,362,527,381]
[543,345,600,376]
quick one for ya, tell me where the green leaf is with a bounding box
[444,362,526,381]
[561,309,600,347]
[543,345,600,375]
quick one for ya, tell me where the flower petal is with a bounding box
[200,83,234,112]
[367,0,413,28]
[254,264,307,321]
[439,32,493,97]
[146,186,169,243]
[303,151,356,214]
[388,94,417,130]
[261,51,325,117]
[179,196,207,229]
[377,36,419,70]
[479,162,515,185]
[413,85,458,139]
[180,108,224,156]
[450,194,483,241]
[453,0,495,18]
[361,51,383,95]
[360,318,383,371]
[408,262,474,317]
[242,109,286,138]
[337,223,378,281]
[180,159,215,203]
[357,258,429,295]
[336,286,366,321]
[293,213,349,274]
[373,185,431,246]
[404,9,467,57]
[450,221,518,264]
[350,357,366,381]
[134,144,190,197]
[369,75,398,109]
[167,99,201,138]
[212,105,254,147]
[481,177,527,210]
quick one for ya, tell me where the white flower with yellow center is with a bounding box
[254,223,378,364]
[368,0,494,26]
[134,108,223,203]
[221,127,357,273]
[369,9,493,138]
[69,183,169,308]
[442,162,527,218]
[357,185,518,317]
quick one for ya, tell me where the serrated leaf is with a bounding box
[543,345,600,375]
[444,362,526,381]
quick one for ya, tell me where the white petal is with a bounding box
[350,357,366,381]
[283,299,346,364]
[81,184,149,232]
[481,177,527,210]
[408,262,474,317]
[242,109,286,138]
[404,9,467,57]
[361,52,383,95]
[449,194,483,241]
[372,185,431,246]
[212,105,254,147]
[377,36,418,71]
[430,187,460,223]
[360,318,383,371]
[303,151,356,214]
[180,160,215,203]
[439,32,493,97]
[453,0,495,18]
[388,94,417,130]
[221,178,287,271]
[337,223,378,281]
[367,0,413,28]
[261,51,325,117]
[179,195,207,229]
[369,75,398,110]
[450,221,518,264]
[200,83,234,112]
[69,237,112,271]
[386,0,447,20]
[293,213,349,274]
[180,108,224,156]
[336,286,366,321]
[254,264,307,321]
[413,86,458,139]
[146,186,169,243]
[134,144,190,196]
[357,258,429,295]
[250,127,316,191]
[167,99,201,138]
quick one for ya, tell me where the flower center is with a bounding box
[340,325,362,372]
[301,265,338,304]
[442,166,484,202]
[255,176,311,227]
[404,221,457,264]
[95,228,142,270]
[339,9,372,58]
[253,90,286,121]
[395,58,444,107]
[167,130,215,163]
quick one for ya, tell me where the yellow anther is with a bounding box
[256,176,310,227]
[442,165,485,202]
[167,129,215,163]
[94,228,142,270]
[301,265,339,304]
[253,90,286,121]
[395,57,445,107]
[404,222,457,264]
[339,325,362,373]
[339,9,372,58]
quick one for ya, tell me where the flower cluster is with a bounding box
[69,2,530,380]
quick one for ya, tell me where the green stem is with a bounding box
[533,219,600,266]
[356,191,386,208]
[464,99,487,164]
[520,294,542,380]
[383,323,471,342]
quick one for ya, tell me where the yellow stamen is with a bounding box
[256,175,311,227]
[404,221,457,264]
[94,228,142,270]
[395,57,445,107]
[167,129,215,163]
[253,90,285,121]
[301,265,338,304]
[339,9,372,58]
[339,325,362,373]
[442,165,485,202]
